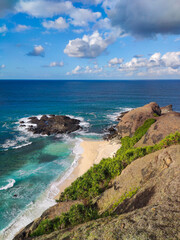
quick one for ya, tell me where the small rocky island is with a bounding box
[20,115,81,135]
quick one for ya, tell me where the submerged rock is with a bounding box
[25,115,81,135]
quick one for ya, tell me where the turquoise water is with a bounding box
[0,80,180,239]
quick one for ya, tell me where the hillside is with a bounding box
[14,102,180,240]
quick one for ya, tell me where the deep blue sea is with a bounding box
[0,80,180,239]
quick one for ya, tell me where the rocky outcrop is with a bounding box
[18,145,180,240]
[116,102,161,138]
[20,115,81,135]
[161,104,173,114]
[135,111,180,147]
[14,200,83,240]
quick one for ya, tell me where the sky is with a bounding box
[0,0,180,80]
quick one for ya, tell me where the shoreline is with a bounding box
[1,137,121,240]
[54,138,121,200]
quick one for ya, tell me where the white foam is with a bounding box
[0,179,16,191]
[67,115,90,129]
[1,136,32,150]
[0,137,84,240]
[107,107,133,122]
[0,192,56,240]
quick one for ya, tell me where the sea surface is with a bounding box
[0,80,180,239]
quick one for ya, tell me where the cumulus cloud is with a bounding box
[15,0,101,27]
[14,24,31,32]
[44,61,64,67]
[16,0,73,18]
[0,24,7,34]
[108,57,123,67]
[67,64,102,75]
[64,31,115,58]
[70,8,101,27]
[103,0,180,37]
[114,51,180,76]
[27,45,45,57]
[42,17,69,30]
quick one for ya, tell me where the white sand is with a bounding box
[55,139,121,200]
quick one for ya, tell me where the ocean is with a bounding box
[0,80,180,239]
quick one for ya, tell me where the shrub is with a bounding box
[59,119,156,202]
[31,204,99,237]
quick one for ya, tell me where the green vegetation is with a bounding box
[153,113,160,117]
[107,187,139,215]
[59,119,156,201]
[31,203,99,237]
[32,129,180,237]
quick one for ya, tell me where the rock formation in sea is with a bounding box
[20,115,81,135]
[14,102,180,240]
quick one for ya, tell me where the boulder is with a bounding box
[116,102,161,138]
[135,111,180,147]
[161,104,173,114]
[25,115,81,135]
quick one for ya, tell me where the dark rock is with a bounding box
[19,121,24,124]
[26,115,81,135]
[103,126,118,140]
[116,111,129,121]
[116,102,161,138]
[161,104,173,114]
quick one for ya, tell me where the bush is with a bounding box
[31,204,99,237]
[59,119,156,202]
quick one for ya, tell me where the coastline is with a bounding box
[54,138,121,200]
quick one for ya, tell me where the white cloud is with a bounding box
[0,24,7,34]
[27,45,45,57]
[0,64,5,69]
[67,65,81,75]
[42,17,69,30]
[67,64,103,75]
[73,29,84,34]
[14,24,31,32]
[49,61,64,67]
[64,31,115,58]
[16,0,73,18]
[70,8,101,27]
[15,0,102,29]
[94,17,112,30]
[111,51,180,76]
[108,57,123,67]
[103,0,180,37]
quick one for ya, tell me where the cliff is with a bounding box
[14,102,180,240]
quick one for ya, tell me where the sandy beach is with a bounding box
[55,138,121,200]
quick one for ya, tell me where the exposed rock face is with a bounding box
[17,145,180,240]
[161,104,173,114]
[135,111,180,147]
[21,115,81,135]
[116,102,161,138]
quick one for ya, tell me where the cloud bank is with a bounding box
[104,0,180,37]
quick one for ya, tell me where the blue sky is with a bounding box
[0,0,180,80]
